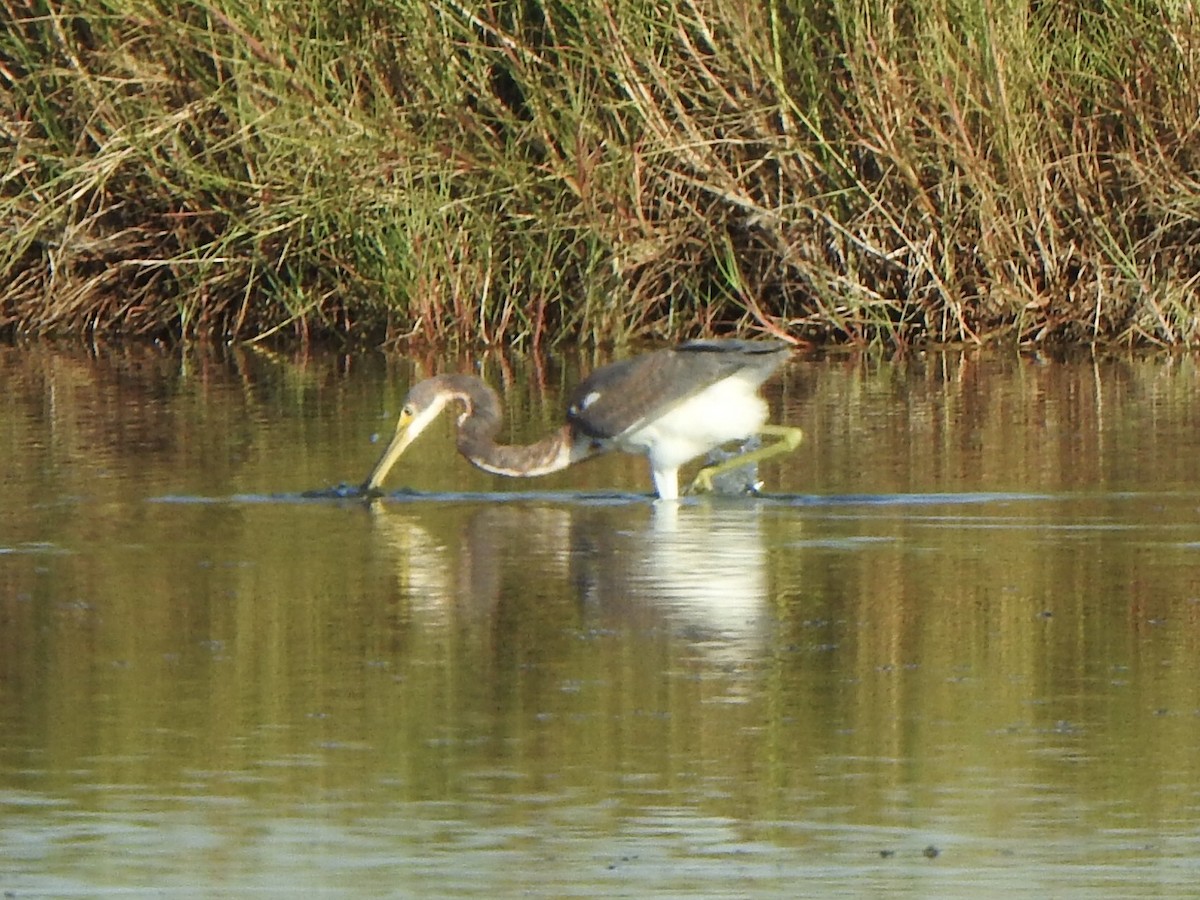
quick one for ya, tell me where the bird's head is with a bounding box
[360,380,454,493]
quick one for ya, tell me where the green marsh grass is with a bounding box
[2,0,1199,346]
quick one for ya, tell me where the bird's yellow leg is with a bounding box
[688,425,804,495]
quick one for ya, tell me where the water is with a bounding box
[2,345,1200,897]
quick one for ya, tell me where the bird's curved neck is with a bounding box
[436,374,582,478]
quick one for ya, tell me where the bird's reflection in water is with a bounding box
[368,499,771,664]
[572,502,770,667]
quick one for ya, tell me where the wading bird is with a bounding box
[361,339,802,500]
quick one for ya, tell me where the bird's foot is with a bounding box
[686,468,716,495]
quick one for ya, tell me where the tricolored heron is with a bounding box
[361,339,803,500]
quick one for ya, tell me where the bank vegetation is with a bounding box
[2,0,1199,347]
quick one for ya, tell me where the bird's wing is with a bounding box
[566,340,788,440]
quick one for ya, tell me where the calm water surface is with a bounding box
[2,345,1200,897]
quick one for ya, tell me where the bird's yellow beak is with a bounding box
[361,409,418,493]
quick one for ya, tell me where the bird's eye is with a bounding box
[401,405,415,418]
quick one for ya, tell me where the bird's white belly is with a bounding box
[617,375,769,470]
